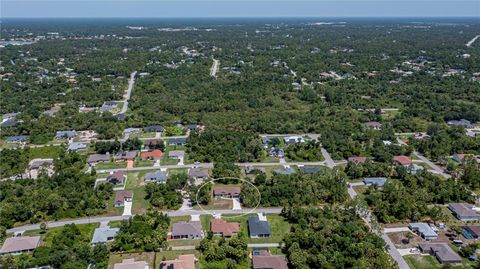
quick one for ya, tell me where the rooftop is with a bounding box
[91,227,120,244]
[0,236,41,254]
[211,218,240,237]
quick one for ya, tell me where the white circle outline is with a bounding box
[194,177,262,219]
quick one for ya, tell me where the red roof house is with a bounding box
[211,218,240,237]
[393,155,413,166]
[140,149,162,160]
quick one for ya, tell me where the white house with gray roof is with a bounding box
[91,226,120,245]
[144,170,168,184]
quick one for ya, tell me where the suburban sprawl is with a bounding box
[0,18,479,269]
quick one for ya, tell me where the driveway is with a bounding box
[122,201,132,216]
[232,198,242,210]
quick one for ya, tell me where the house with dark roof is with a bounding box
[447,119,473,128]
[114,190,133,207]
[55,130,76,140]
[448,203,480,221]
[6,135,29,143]
[91,226,120,245]
[452,153,475,163]
[144,125,164,133]
[144,170,168,184]
[68,142,87,152]
[87,153,110,164]
[107,171,127,185]
[299,166,321,174]
[248,216,271,238]
[1,119,18,128]
[245,166,266,175]
[186,124,201,131]
[252,251,288,269]
[114,151,138,162]
[348,156,367,164]
[417,243,462,264]
[364,121,382,130]
[0,236,41,255]
[409,223,438,240]
[364,177,388,187]
[210,218,240,237]
[168,137,187,146]
[273,167,295,175]
[463,226,480,239]
[213,186,241,198]
[188,169,209,180]
[143,139,163,150]
[169,221,203,240]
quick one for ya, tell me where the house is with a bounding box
[169,221,203,240]
[447,119,473,128]
[91,226,120,245]
[124,128,141,135]
[29,159,53,170]
[1,119,17,128]
[186,124,201,131]
[143,139,163,150]
[364,177,388,187]
[87,153,110,164]
[299,166,321,174]
[159,254,195,269]
[248,216,271,238]
[210,218,240,237]
[348,156,367,164]
[2,112,18,121]
[144,170,168,184]
[168,137,187,146]
[452,153,475,163]
[283,135,305,145]
[55,130,76,140]
[407,164,424,174]
[463,226,480,239]
[252,251,288,269]
[140,149,162,160]
[448,203,480,221]
[114,150,138,162]
[393,155,413,166]
[417,243,462,264]
[261,136,271,149]
[364,121,382,130]
[6,135,29,143]
[414,133,431,140]
[0,236,41,255]
[67,142,87,152]
[114,258,149,269]
[188,169,209,180]
[273,167,295,175]
[245,166,266,175]
[78,130,98,141]
[114,190,133,207]
[107,171,127,185]
[168,150,185,159]
[213,186,241,198]
[144,125,164,133]
[409,223,438,240]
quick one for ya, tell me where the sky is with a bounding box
[2,0,479,18]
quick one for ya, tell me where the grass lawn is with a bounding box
[23,223,99,247]
[170,216,191,227]
[200,215,213,231]
[193,198,233,210]
[129,132,156,139]
[260,156,280,163]
[95,161,127,170]
[161,157,179,165]
[108,252,156,269]
[135,159,154,167]
[28,146,63,159]
[125,171,151,214]
[168,239,202,247]
[222,213,290,244]
[404,255,441,269]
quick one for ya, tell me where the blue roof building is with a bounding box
[364,177,388,187]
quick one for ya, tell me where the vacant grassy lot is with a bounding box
[28,146,63,159]
[95,161,127,170]
[23,223,99,247]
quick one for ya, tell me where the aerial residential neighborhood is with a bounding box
[0,1,479,269]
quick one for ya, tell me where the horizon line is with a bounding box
[2,16,479,19]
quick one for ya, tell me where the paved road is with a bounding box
[7,208,282,233]
[412,151,451,179]
[321,147,335,168]
[382,233,411,269]
[119,71,137,115]
[347,182,365,199]
[466,35,480,47]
